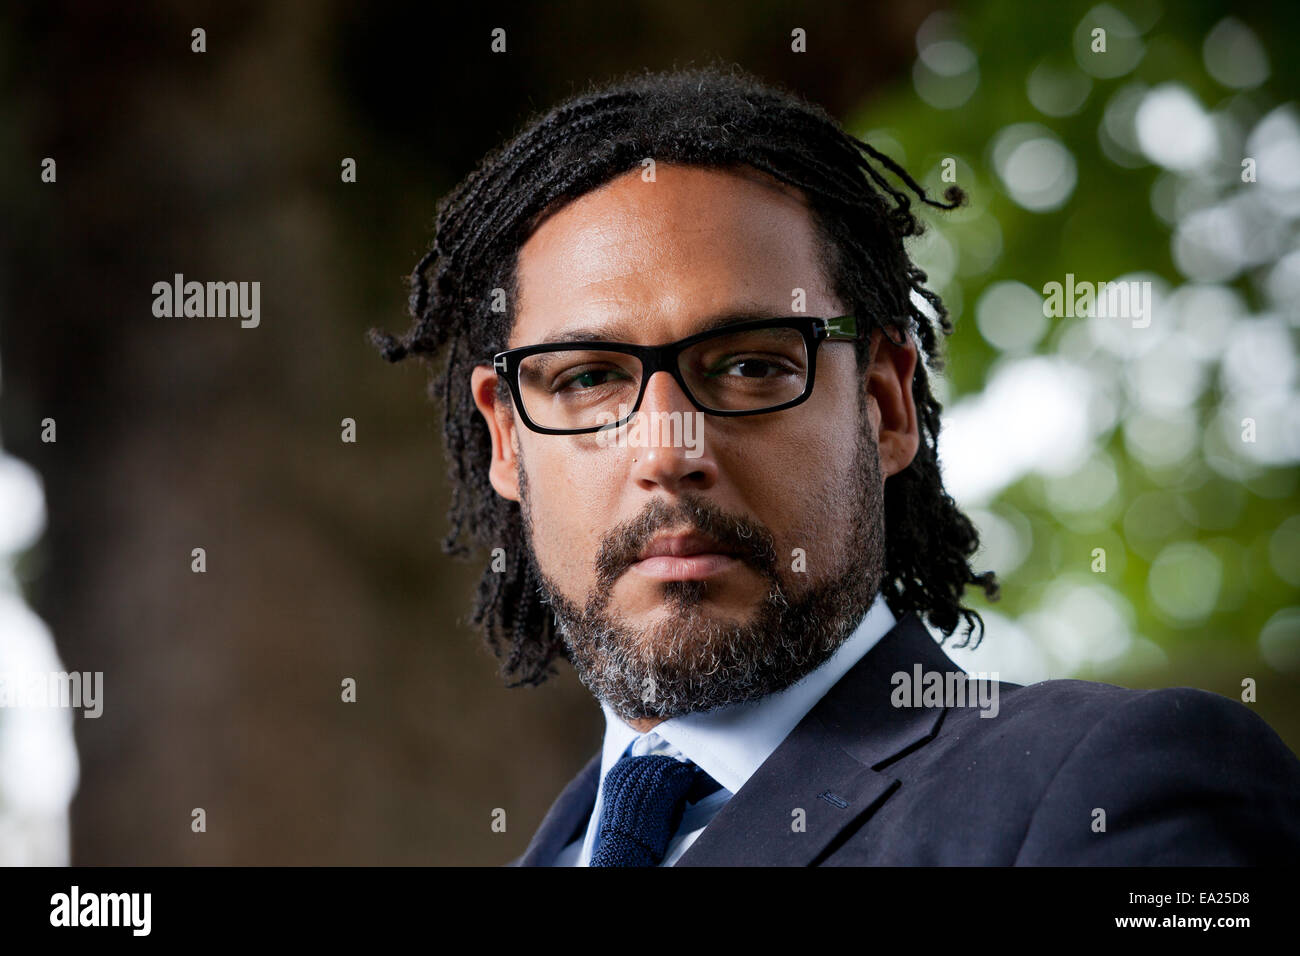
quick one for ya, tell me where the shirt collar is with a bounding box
[596,591,897,795]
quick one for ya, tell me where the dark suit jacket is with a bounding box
[513,612,1300,865]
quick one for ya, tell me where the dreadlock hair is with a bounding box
[371,62,1000,687]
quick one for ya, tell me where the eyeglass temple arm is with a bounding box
[823,315,908,349]
[820,315,858,339]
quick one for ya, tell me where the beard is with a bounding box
[518,392,887,722]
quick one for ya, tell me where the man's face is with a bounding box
[470,164,919,723]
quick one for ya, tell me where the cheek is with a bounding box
[716,420,858,564]
[729,386,865,570]
[520,441,617,591]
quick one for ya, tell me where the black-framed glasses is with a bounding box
[485,314,864,435]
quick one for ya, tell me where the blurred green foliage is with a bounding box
[851,0,1300,683]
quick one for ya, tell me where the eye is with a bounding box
[707,355,793,379]
[556,366,634,391]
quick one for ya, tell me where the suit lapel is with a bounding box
[675,612,959,866]
[516,750,601,866]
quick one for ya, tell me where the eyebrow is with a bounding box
[532,308,790,346]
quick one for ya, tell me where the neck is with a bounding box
[625,716,665,734]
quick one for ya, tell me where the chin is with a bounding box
[618,575,770,620]
[628,597,756,641]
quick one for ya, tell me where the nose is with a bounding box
[627,370,717,494]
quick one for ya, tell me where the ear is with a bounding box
[470,365,522,502]
[865,326,920,478]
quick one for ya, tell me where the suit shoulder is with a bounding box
[939,678,1300,776]
[938,675,1147,743]
[1046,682,1300,774]
[996,679,1291,747]
[1007,684,1300,863]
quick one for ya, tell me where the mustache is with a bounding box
[592,493,779,588]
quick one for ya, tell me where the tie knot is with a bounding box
[590,755,720,866]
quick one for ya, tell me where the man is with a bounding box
[374,65,1300,865]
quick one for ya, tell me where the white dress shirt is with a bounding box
[554,592,898,865]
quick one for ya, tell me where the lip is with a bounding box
[636,531,734,560]
[631,532,739,581]
[629,553,739,581]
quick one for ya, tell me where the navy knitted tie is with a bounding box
[590,755,722,867]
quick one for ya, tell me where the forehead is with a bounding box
[510,164,834,347]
